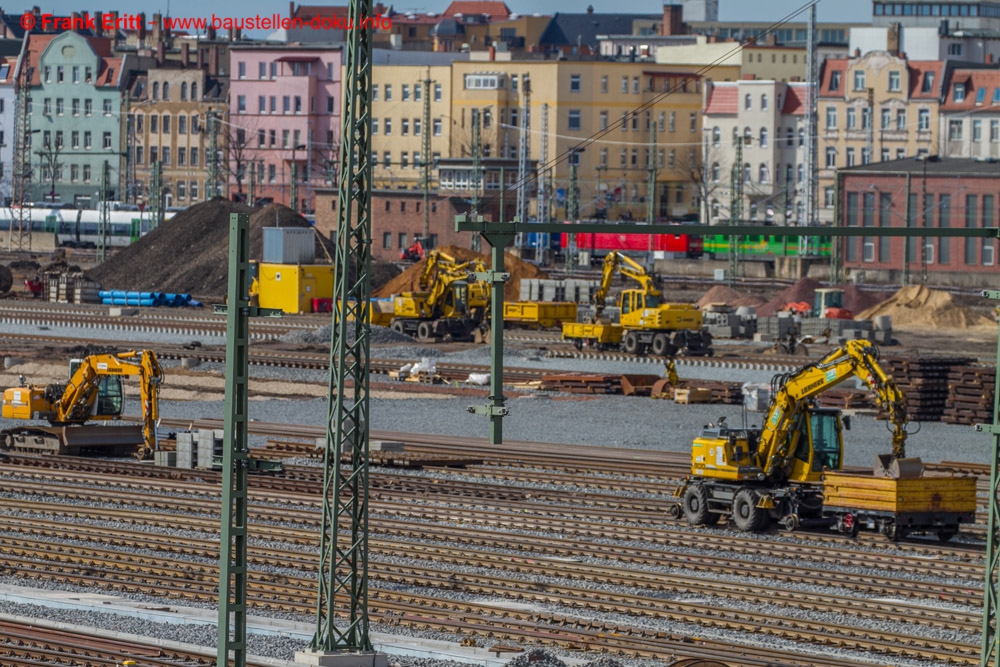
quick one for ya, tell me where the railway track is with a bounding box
[0,437,988,666]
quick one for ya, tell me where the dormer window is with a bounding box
[830,70,841,91]
[954,82,966,102]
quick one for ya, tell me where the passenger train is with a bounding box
[0,206,177,248]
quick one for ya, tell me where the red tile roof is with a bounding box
[292,5,349,20]
[443,1,512,18]
[940,67,1000,110]
[819,58,848,97]
[908,60,943,99]
[782,83,807,115]
[704,83,737,115]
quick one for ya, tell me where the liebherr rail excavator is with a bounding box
[670,340,976,541]
[2,350,163,459]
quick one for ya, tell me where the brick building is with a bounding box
[837,156,1000,287]
[314,187,476,262]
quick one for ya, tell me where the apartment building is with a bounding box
[368,52,461,191]
[701,80,809,225]
[127,52,229,208]
[449,56,738,223]
[938,65,1000,159]
[228,43,342,212]
[20,31,136,206]
[818,51,942,224]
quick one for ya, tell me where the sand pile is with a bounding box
[858,285,992,329]
[88,200,338,296]
[373,245,546,301]
[696,285,767,310]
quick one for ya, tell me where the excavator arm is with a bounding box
[755,340,907,481]
[617,253,658,295]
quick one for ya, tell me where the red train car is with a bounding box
[561,231,703,259]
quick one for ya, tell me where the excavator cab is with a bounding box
[441,281,470,318]
[787,407,845,483]
[68,359,124,419]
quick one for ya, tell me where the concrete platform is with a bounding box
[0,583,524,666]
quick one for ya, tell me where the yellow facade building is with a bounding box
[448,56,739,222]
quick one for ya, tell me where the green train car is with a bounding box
[702,234,832,258]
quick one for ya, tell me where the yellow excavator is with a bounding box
[562,251,710,356]
[1,350,163,459]
[671,340,976,540]
[390,250,490,342]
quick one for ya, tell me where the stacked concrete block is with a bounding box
[154,450,177,467]
[175,431,196,469]
[518,278,601,304]
[197,428,224,469]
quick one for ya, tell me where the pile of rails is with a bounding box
[98,290,201,308]
[537,373,742,403]
[944,364,996,426]
[878,355,977,422]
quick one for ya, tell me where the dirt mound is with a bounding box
[88,200,335,297]
[696,285,767,309]
[757,278,823,316]
[858,285,992,329]
[373,245,546,301]
[371,261,402,291]
[837,284,891,314]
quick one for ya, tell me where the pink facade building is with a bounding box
[228,44,341,213]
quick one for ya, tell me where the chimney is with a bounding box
[235,28,242,40]
[71,11,80,31]
[228,27,234,41]
[662,4,684,36]
[887,22,900,56]
[988,52,994,64]
[207,25,216,41]
[94,12,103,37]
[137,12,146,43]
[152,13,161,46]
[290,0,295,18]
[209,44,219,75]
[854,47,861,57]
[765,33,777,46]
[156,41,165,67]
[489,45,496,60]
[197,45,205,70]
[587,4,594,14]
[181,41,190,67]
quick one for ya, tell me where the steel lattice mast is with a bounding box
[311,0,376,654]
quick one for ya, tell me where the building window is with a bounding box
[826,106,837,129]
[103,132,112,149]
[570,74,581,92]
[178,181,186,199]
[84,131,91,149]
[949,119,963,140]
[384,119,391,135]
[402,119,409,135]
[435,83,442,101]
[56,99,64,116]
[568,110,581,130]
[846,147,856,166]
[632,76,639,94]
[888,71,900,91]
[853,70,865,91]
[238,61,246,78]
[761,94,767,110]
[759,127,767,147]
[830,70,841,91]
[745,93,752,110]
[601,75,608,93]
[178,147,186,165]
[190,181,198,200]
[669,111,675,132]
[974,119,983,141]
[824,186,834,207]
[918,108,930,130]
[895,109,906,130]
[922,72,935,93]
[825,147,836,167]
[433,118,442,136]
[384,152,391,168]
[880,108,891,129]
[621,76,628,94]
[383,232,392,249]
[373,85,379,101]
[415,83,422,101]
[954,83,966,102]
[385,85,392,101]
[758,164,769,183]
[847,107,857,129]
[238,95,246,113]
[948,42,963,56]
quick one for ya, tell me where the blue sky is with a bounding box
[37,0,870,26]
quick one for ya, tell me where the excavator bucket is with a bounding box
[60,425,145,449]
[873,454,924,479]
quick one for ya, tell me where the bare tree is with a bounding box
[35,137,64,204]
[224,124,256,201]
[675,141,727,223]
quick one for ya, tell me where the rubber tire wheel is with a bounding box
[682,484,717,526]
[732,489,766,532]
[390,320,405,335]
[417,321,433,341]
[651,334,669,356]
[623,332,639,355]
[573,339,583,351]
